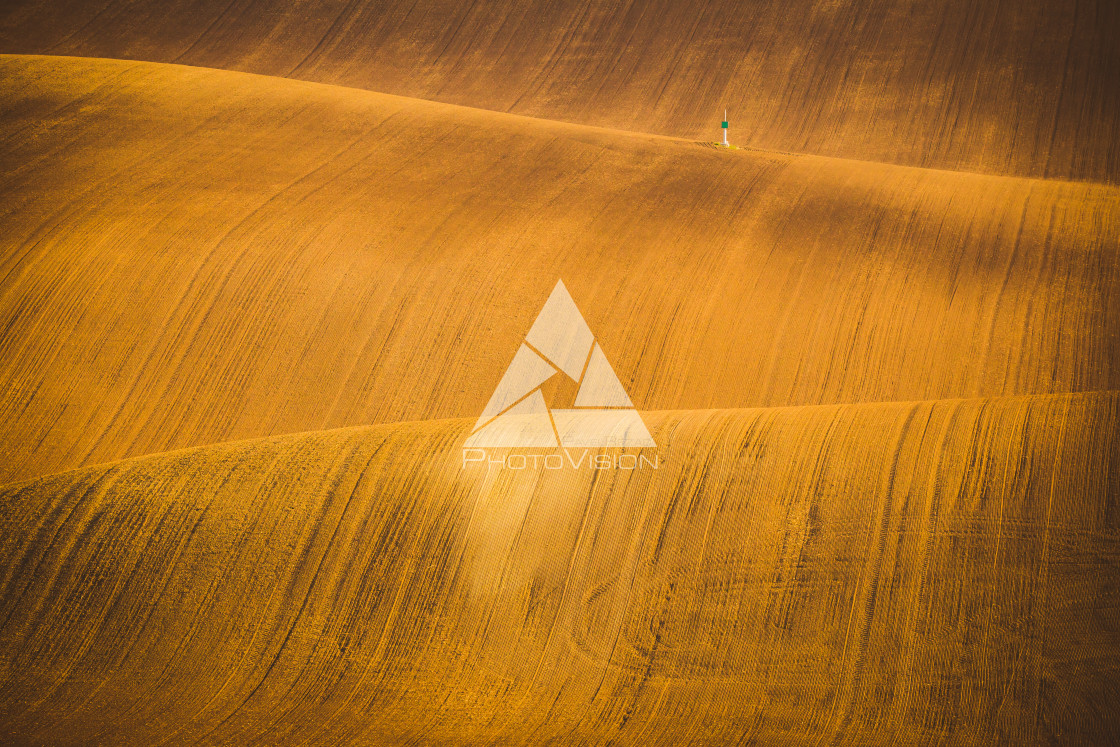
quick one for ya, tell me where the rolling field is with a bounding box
[1,55,1117,486]
[1,393,1117,745]
[1,0,1118,181]
[0,0,1118,744]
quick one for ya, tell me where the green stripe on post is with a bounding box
[721,121,728,128]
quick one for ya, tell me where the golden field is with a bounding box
[2,394,1118,744]
[0,1,1118,744]
[1,56,1116,485]
[1,0,1118,181]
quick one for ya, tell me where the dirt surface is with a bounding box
[0,2,1118,743]
[0,0,1118,181]
[1,393,1117,745]
[1,55,1116,486]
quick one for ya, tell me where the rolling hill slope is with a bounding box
[1,1,1118,742]
[0,0,1117,181]
[1,392,1116,745]
[1,54,1117,485]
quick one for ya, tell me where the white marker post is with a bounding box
[722,110,729,147]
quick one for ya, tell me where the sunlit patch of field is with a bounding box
[1,55,1116,486]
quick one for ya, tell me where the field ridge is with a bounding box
[3,389,1116,492]
[8,52,1120,188]
[2,0,1117,182]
